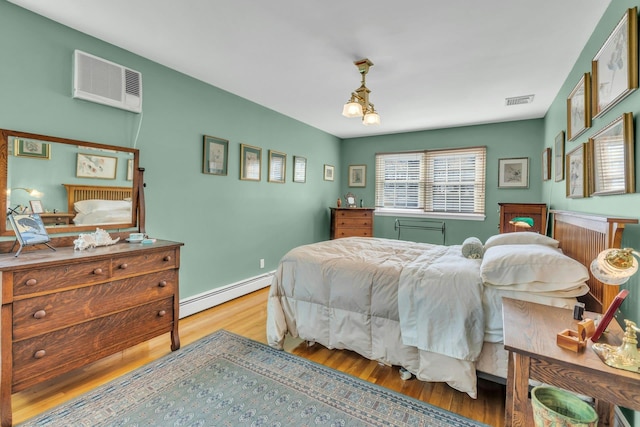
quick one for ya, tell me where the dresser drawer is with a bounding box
[13,270,177,340]
[334,210,372,220]
[13,260,111,297]
[12,297,174,388]
[333,217,373,228]
[111,249,178,279]
[333,228,372,238]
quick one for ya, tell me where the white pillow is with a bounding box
[484,280,589,296]
[484,232,559,250]
[481,244,589,285]
[74,199,131,214]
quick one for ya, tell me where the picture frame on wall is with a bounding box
[348,164,366,187]
[498,157,529,188]
[14,138,50,159]
[240,143,261,181]
[323,164,334,181]
[542,148,551,181]
[127,158,134,181]
[76,153,117,179]
[567,73,591,140]
[293,156,306,183]
[268,150,286,183]
[566,143,588,199]
[29,200,44,214]
[592,7,638,118]
[554,131,565,182]
[588,112,635,196]
[203,135,229,176]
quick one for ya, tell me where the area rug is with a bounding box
[20,330,488,426]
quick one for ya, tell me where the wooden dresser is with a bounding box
[330,207,374,239]
[498,202,547,234]
[0,240,182,427]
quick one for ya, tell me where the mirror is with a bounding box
[1,129,140,237]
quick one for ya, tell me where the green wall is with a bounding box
[0,0,341,298]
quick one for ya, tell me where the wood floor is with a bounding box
[11,287,506,426]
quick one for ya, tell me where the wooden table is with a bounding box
[502,297,640,426]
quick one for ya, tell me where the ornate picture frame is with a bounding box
[554,131,565,182]
[323,164,334,181]
[348,164,366,187]
[592,7,638,118]
[567,73,591,140]
[542,148,551,181]
[498,157,529,188]
[240,143,261,181]
[203,135,229,176]
[293,156,306,183]
[566,143,588,199]
[268,150,286,183]
[588,112,635,196]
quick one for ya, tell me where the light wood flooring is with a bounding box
[11,287,505,426]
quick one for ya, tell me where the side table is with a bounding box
[502,297,640,426]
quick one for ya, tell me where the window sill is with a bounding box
[374,208,486,221]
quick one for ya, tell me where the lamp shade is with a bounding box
[363,111,380,125]
[590,248,639,285]
[342,102,363,118]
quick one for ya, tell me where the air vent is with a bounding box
[505,95,534,106]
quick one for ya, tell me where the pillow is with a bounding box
[461,237,484,259]
[484,280,589,296]
[484,232,559,250]
[480,244,589,285]
[74,199,131,214]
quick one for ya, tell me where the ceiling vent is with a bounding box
[505,95,534,106]
[73,50,142,113]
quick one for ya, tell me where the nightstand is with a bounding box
[39,212,75,225]
[329,207,374,239]
[502,298,640,426]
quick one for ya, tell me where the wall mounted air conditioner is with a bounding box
[73,50,142,113]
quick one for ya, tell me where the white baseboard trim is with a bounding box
[179,271,275,318]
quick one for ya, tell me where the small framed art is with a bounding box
[348,164,366,187]
[8,213,53,256]
[127,158,134,181]
[566,143,588,199]
[14,138,50,159]
[498,157,529,188]
[76,153,117,179]
[567,73,591,140]
[554,131,565,182]
[29,200,44,214]
[323,164,334,181]
[293,156,306,183]
[203,135,229,175]
[542,148,551,181]
[240,143,261,181]
[592,7,638,118]
[268,150,286,183]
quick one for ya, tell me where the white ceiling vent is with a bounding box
[505,94,534,106]
[73,50,142,113]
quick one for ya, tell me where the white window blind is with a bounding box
[375,147,486,215]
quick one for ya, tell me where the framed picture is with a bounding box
[588,112,635,196]
[542,148,551,181]
[323,164,334,181]
[498,157,529,188]
[293,156,306,183]
[566,143,588,199]
[126,158,134,181]
[268,150,286,183]
[554,131,565,182]
[240,143,261,181]
[567,73,591,140]
[76,153,117,179]
[29,200,44,214]
[8,213,51,256]
[14,138,50,159]
[348,164,366,187]
[592,7,638,118]
[203,135,228,175]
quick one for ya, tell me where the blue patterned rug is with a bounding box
[20,330,488,426]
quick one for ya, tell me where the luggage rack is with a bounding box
[394,218,446,245]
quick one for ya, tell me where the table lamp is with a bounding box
[509,216,534,229]
[590,247,640,373]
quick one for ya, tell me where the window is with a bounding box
[375,147,486,219]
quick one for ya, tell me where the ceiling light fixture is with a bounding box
[341,59,380,126]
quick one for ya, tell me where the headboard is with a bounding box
[63,184,133,214]
[550,210,638,314]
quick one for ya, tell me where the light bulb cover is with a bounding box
[363,111,381,125]
[342,101,363,118]
[590,248,639,285]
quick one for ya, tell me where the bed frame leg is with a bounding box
[306,340,315,347]
[399,367,413,380]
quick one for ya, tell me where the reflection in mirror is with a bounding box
[589,113,635,196]
[1,129,140,237]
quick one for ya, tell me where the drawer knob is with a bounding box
[25,278,38,286]
[93,268,103,275]
[120,263,128,269]
[158,310,167,317]
[158,280,167,288]
[163,255,172,262]
[33,310,47,319]
[34,350,46,359]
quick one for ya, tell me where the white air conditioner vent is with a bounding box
[73,50,142,113]
[505,94,534,106]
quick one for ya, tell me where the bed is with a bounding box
[266,210,637,398]
[63,184,134,226]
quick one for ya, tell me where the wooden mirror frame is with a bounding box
[0,129,141,237]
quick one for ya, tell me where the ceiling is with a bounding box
[9,0,612,139]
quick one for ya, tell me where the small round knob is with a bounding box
[158,280,167,288]
[93,268,103,275]
[34,350,46,359]
[163,255,172,262]
[120,263,128,269]
[26,278,38,286]
[158,310,167,317]
[33,310,47,319]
